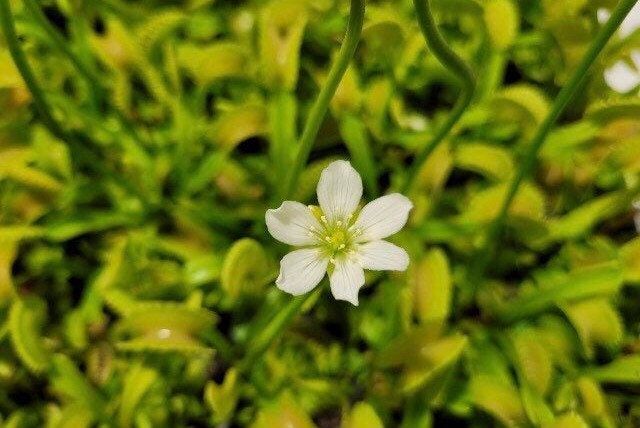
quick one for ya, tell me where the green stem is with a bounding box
[403,0,476,192]
[239,288,319,372]
[280,0,365,201]
[468,0,639,287]
[0,0,66,140]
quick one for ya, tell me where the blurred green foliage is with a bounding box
[1,0,640,427]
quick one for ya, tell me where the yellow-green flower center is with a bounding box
[308,205,359,262]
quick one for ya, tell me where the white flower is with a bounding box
[598,3,640,93]
[265,160,412,306]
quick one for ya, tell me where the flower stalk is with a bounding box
[403,0,476,192]
[280,0,365,201]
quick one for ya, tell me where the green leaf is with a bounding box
[497,262,624,322]
[9,297,50,373]
[380,332,467,394]
[221,238,274,298]
[177,42,248,85]
[492,84,550,132]
[115,301,217,354]
[548,190,639,241]
[208,103,268,151]
[562,298,623,358]
[620,236,640,283]
[251,392,315,428]
[0,238,18,304]
[204,368,240,424]
[411,248,452,329]
[454,142,514,181]
[484,0,519,50]
[344,402,384,428]
[259,0,308,90]
[184,254,223,287]
[550,413,589,428]
[470,375,528,428]
[50,354,107,418]
[118,363,158,428]
[588,355,640,385]
[508,326,553,395]
[53,404,95,428]
[460,182,545,223]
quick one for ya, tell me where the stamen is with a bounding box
[329,257,335,264]
[320,215,327,223]
[336,220,343,226]
[324,236,331,242]
[338,244,345,250]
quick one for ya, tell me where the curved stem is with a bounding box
[238,288,319,372]
[468,0,639,287]
[280,0,365,201]
[403,0,476,192]
[0,0,66,140]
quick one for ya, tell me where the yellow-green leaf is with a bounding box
[562,298,623,358]
[411,248,452,329]
[484,0,519,50]
[343,402,384,428]
[454,143,514,181]
[9,297,50,373]
[221,238,273,298]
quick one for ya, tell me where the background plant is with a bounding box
[1,0,640,427]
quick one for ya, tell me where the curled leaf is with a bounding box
[259,0,308,90]
[9,297,50,373]
[411,248,452,329]
[484,0,519,50]
[221,238,274,298]
[204,368,239,424]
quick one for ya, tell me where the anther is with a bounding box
[320,215,327,223]
[338,244,345,250]
[336,220,343,226]
[325,236,331,242]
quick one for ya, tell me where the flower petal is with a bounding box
[619,1,640,38]
[276,248,328,296]
[358,240,409,271]
[604,60,640,93]
[352,193,413,241]
[329,257,365,306]
[266,201,322,246]
[317,160,363,223]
